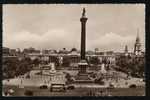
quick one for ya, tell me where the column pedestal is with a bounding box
[73,60,94,83]
[78,60,88,75]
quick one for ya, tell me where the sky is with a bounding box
[3,4,145,52]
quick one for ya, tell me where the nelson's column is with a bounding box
[74,8,93,82]
[78,8,88,75]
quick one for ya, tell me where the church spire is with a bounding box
[136,28,140,44]
[134,28,141,55]
[124,45,128,56]
[125,45,128,53]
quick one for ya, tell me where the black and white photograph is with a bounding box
[2,4,145,96]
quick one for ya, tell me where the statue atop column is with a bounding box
[82,8,86,17]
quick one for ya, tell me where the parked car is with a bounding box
[129,84,137,88]
[108,83,115,89]
[50,84,66,92]
[67,85,75,90]
[39,85,48,89]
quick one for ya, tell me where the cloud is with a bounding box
[100,32,134,45]
[87,32,135,51]
[3,29,80,50]
[4,31,144,52]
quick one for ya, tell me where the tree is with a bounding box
[65,73,73,84]
[24,57,32,64]
[62,57,70,67]
[3,56,34,79]
[89,57,99,65]
[32,58,40,66]
[3,58,19,78]
[115,55,144,78]
[71,48,77,52]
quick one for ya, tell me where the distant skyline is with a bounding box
[3,4,145,52]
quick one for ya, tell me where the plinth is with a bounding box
[74,60,94,83]
[78,60,88,75]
